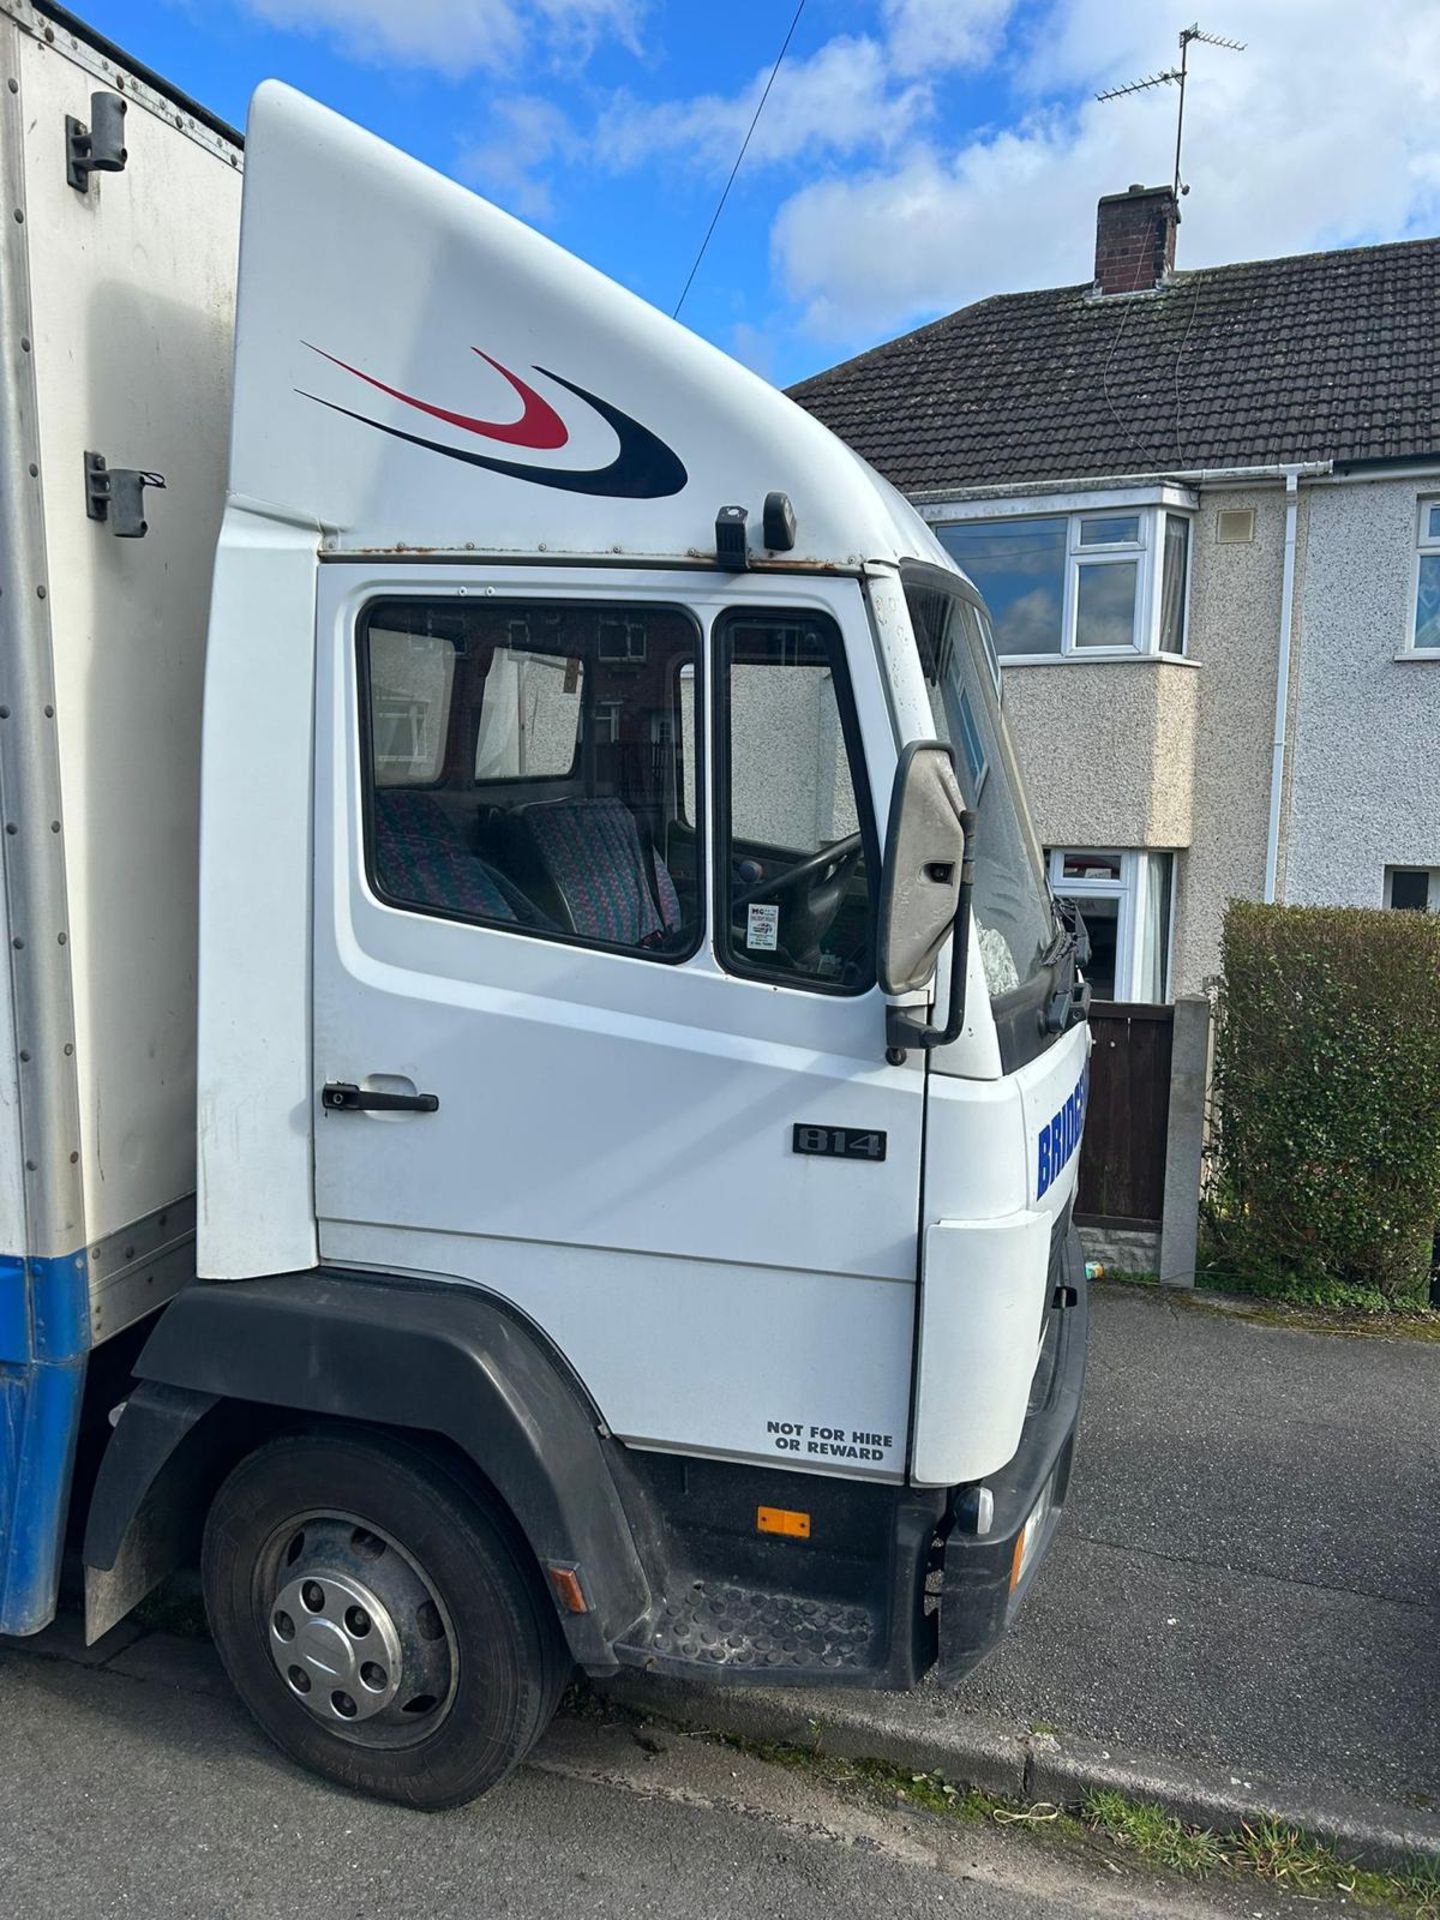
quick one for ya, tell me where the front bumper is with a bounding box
[936,1222,1088,1677]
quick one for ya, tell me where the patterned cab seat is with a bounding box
[515,797,682,947]
[374,789,541,925]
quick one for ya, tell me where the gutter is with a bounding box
[911,461,1333,506]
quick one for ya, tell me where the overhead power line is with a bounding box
[672,0,807,320]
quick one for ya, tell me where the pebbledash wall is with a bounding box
[1285,477,1440,905]
[1170,483,1309,993]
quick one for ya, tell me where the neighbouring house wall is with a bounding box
[1286,479,1440,904]
[1168,486,1298,993]
[1001,657,1199,849]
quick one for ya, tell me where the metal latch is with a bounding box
[84,452,165,538]
[66,91,128,193]
[322,1082,439,1114]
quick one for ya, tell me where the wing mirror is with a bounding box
[878,742,976,1060]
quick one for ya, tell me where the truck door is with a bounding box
[311,564,925,1482]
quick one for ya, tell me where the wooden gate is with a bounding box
[1076,1002,1174,1229]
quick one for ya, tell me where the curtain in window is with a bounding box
[1136,853,1173,1001]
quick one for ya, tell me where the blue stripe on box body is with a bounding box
[0,1250,90,1635]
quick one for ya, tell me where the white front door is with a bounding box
[311,562,925,1480]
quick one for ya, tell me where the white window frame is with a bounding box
[1408,499,1440,653]
[933,502,1193,663]
[1047,847,1174,1002]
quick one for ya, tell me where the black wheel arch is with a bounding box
[82,1269,649,1670]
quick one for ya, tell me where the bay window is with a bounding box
[938,507,1191,661]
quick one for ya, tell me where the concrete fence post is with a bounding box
[1159,994,1213,1288]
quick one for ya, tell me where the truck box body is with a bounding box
[0,0,239,1627]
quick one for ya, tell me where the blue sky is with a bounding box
[80,0,1440,387]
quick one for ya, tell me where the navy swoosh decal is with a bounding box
[297,364,688,501]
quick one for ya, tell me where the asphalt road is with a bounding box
[0,1644,1358,1919]
[956,1286,1440,1802]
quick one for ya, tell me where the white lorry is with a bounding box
[0,0,1090,1807]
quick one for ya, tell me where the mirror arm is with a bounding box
[885,809,977,1062]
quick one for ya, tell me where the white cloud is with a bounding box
[237,0,643,77]
[775,0,1440,343]
[597,34,928,173]
[458,95,579,217]
[882,0,1017,79]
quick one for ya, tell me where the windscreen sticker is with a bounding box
[766,1419,896,1466]
[747,902,779,951]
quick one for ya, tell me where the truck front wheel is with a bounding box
[202,1430,567,1808]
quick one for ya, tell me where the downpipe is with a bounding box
[1263,469,1303,903]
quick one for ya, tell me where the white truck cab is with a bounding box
[1,14,1088,1810]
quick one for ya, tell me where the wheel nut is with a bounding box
[288,1666,311,1694]
[345,1605,370,1637]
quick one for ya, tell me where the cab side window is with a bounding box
[717,611,876,992]
[360,598,701,960]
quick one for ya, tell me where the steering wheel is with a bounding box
[732,832,865,967]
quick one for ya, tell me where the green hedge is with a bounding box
[1205,902,1440,1307]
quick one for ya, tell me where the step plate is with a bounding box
[637,1580,876,1674]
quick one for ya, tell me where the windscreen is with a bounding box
[904,579,1055,998]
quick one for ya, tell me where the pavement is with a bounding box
[0,1636,1376,1918]
[608,1284,1440,1865]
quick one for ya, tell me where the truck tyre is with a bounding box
[202,1429,569,1808]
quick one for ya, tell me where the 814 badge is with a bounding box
[792,1125,887,1162]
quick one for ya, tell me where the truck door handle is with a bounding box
[322,1082,439,1114]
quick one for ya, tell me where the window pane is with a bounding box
[369,628,456,785]
[1386,867,1433,910]
[473,647,582,778]
[1060,851,1123,882]
[1415,554,1440,648]
[1158,515,1190,655]
[720,614,873,991]
[1074,561,1138,648]
[1425,504,1440,543]
[362,599,700,959]
[1077,514,1141,547]
[1070,895,1118,999]
[937,519,1066,656]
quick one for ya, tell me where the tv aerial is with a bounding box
[1097,23,1246,204]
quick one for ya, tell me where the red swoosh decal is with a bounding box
[305,344,569,450]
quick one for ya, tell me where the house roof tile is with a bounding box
[788,236,1440,493]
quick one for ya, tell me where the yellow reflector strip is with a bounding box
[756,1506,811,1539]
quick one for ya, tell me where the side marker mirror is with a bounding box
[877,742,976,1059]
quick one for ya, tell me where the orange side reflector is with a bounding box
[547,1565,589,1614]
[1009,1531,1027,1593]
[756,1506,811,1539]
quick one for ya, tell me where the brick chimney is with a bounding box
[1093,183,1178,296]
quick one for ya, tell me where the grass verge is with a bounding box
[1084,1792,1440,1916]
[700,1718,1440,1917]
